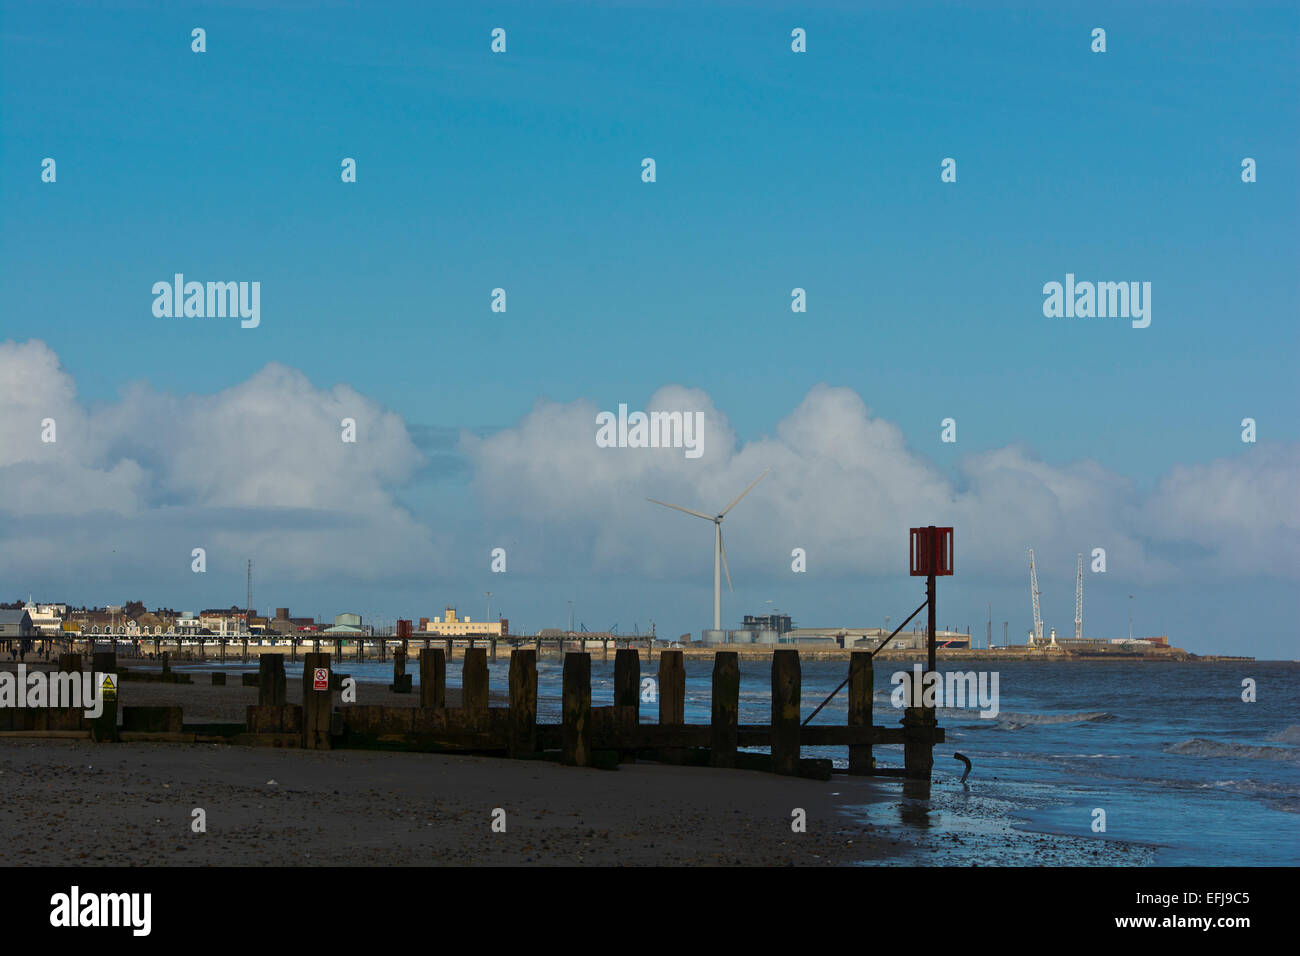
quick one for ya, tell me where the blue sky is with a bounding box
[2,1,1297,657]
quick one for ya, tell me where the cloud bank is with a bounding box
[2,340,1294,607]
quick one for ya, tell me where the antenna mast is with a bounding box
[1074,552,1084,641]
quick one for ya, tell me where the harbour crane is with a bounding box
[1028,548,1044,645]
[1074,553,1084,641]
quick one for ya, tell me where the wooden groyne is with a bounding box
[2,648,946,782]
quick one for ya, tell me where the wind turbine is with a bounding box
[648,469,769,632]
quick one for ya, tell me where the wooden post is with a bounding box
[848,651,874,774]
[710,651,739,768]
[302,652,333,750]
[91,650,118,742]
[534,633,541,655]
[903,706,936,781]
[445,637,453,660]
[334,637,342,661]
[462,647,489,713]
[613,649,640,722]
[561,652,591,766]
[489,636,497,663]
[771,649,801,775]
[657,650,685,725]
[258,653,286,706]
[419,648,446,708]
[59,652,82,674]
[508,649,537,758]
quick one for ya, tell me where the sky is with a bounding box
[1,1,1297,657]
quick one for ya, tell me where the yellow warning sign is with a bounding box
[100,674,117,701]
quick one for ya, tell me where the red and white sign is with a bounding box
[313,667,329,691]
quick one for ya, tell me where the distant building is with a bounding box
[742,613,794,635]
[422,608,502,638]
[324,612,369,636]
[0,610,35,639]
[23,601,65,637]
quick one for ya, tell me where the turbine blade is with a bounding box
[720,468,770,517]
[646,498,712,521]
[720,528,733,591]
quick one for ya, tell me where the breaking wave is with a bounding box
[995,711,1114,730]
[1268,725,1300,744]
[1164,738,1300,761]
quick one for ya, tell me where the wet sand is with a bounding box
[0,738,890,866]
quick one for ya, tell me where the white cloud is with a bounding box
[463,383,1298,584]
[0,339,438,585]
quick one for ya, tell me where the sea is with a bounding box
[224,655,1300,866]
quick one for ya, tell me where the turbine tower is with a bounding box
[1028,548,1043,645]
[648,469,769,632]
[1074,552,1084,641]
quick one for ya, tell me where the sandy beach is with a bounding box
[0,660,1161,866]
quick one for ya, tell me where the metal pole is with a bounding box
[927,573,936,674]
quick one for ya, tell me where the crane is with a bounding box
[1028,548,1044,645]
[1074,552,1084,641]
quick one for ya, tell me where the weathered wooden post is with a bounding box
[613,649,640,721]
[489,636,497,663]
[419,648,446,708]
[508,649,537,758]
[241,634,248,663]
[902,707,936,781]
[462,647,489,713]
[59,652,82,674]
[161,651,171,677]
[657,650,685,725]
[391,649,411,693]
[445,637,453,661]
[534,633,541,655]
[91,650,118,742]
[614,648,641,760]
[334,637,342,661]
[561,652,591,766]
[258,653,286,706]
[771,649,801,775]
[302,652,333,750]
[848,651,874,774]
[711,651,739,768]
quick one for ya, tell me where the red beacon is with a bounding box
[909,526,953,576]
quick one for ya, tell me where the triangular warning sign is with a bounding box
[101,674,117,698]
